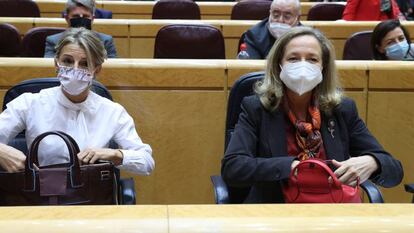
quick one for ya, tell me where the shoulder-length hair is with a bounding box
[255,26,342,114]
[371,19,412,60]
[55,27,107,72]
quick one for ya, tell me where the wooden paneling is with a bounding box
[5,18,414,59]
[367,62,414,203]
[113,90,225,204]
[0,58,412,204]
[34,0,317,20]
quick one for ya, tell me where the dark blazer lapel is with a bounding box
[321,113,345,161]
[265,109,287,156]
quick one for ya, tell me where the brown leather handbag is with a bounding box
[0,131,117,205]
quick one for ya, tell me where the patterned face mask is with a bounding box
[56,64,94,96]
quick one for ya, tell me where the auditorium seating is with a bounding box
[0,23,21,57]
[0,0,40,17]
[33,1,324,20]
[154,24,225,59]
[0,19,396,59]
[307,3,345,21]
[0,58,412,204]
[342,31,373,60]
[230,0,272,20]
[21,27,65,57]
[152,0,201,19]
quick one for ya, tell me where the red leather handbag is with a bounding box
[282,159,362,203]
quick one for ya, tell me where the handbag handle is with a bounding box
[24,131,83,191]
[290,159,342,188]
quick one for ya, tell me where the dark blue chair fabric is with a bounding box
[2,78,136,204]
[211,71,384,204]
[405,184,414,203]
[95,8,113,19]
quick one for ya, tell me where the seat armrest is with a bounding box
[360,180,384,203]
[119,177,136,205]
[210,175,230,204]
[404,184,414,193]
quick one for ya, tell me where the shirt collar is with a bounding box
[56,86,98,113]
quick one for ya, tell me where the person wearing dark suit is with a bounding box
[44,0,117,58]
[243,0,301,59]
[222,27,403,203]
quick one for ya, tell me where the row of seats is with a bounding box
[0,21,374,60]
[0,0,345,21]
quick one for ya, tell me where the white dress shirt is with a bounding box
[0,86,154,175]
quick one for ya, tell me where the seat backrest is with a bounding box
[152,0,201,19]
[0,23,21,57]
[21,27,66,57]
[154,24,225,59]
[307,3,345,21]
[95,8,113,19]
[3,78,113,111]
[343,31,373,60]
[225,71,264,148]
[225,71,265,203]
[231,0,272,20]
[0,0,40,17]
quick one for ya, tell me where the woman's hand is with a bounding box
[0,144,26,172]
[77,148,123,166]
[332,155,379,187]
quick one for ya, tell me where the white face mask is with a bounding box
[268,20,292,39]
[57,65,93,96]
[280,61,323,96]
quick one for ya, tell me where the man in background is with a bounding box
[243,0,301,59]
[44,0,117,58]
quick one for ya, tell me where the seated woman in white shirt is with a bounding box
[0,27,154,175]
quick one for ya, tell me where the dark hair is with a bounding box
[371,20,411,60]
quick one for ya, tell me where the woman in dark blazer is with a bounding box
[221,27,403,203]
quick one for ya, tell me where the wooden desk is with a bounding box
[0,204,413,233]
[0,205,169,233]
[0,59,411,204]
[34,0,317,20]
[169,204,414,233]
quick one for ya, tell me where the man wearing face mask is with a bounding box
[44,0,117,58]
[242,0,301,59]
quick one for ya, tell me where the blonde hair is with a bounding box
[255,26,342,114]
[55,27,107,72]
